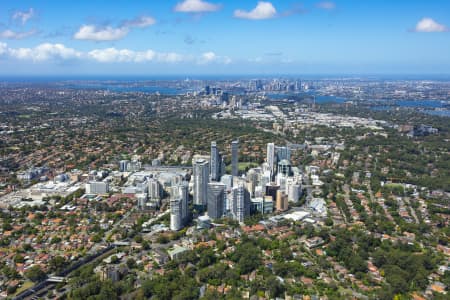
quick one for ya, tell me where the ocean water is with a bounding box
[370,100,449,117]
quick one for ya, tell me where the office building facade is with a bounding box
[193,159,209,207]
[231,140,239,177]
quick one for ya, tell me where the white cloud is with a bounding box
[8,43,81,61]
[175,0,221,13]
[414,18,448,32]
[234,1,277,20]
[13,8,35,25]
[316,1,336,10]
[74,15,156,41]
[123,16,156,28]
[87,48,154,63]
[74,25,129,41]
[88,48,184,63]
[201,51,217,63]
[0,43,230,65]
[0,43,7,55]
[0,29,37,40]
[156,52,184,63]
[198,51,231,64]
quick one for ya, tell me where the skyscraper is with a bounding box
[276,190,288,212]
[232,183,250,223]
[148,178,161,200]
[207,182,225,220]
[231,140,239,177]
[193,159,209,207]
[170,198,182,231]
[276,145,291,162]
[176,182,190,223]
[266,143,275,175]
[210,141,221,181]
[119,160,129,172]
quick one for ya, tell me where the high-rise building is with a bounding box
[231,140,239,177]
[266,143,275,175]
[276,146,291,162]
[119,160,129,172]
[85,181,109,194]
[220,156,226,178]
[193,159,209,207]
[232,183,250,222]
[148,178,161,200]
[265,183,280,202]
[173,182,190,223]
[136,193,148,210]
[277,159,292,176]
[210,141,221,181]
[170,198,182,231]
[287,183,301,203]
[276,190,288,212]
[221,174,233,191]
[207,182,225,220]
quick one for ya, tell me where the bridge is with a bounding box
[47,276,66,283]
[112,241,130,246]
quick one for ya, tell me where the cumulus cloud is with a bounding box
[122,16,156,28]
[198,51,231,64]
[0,42,7,55]
[174,0,221,13]
[316,1,336,10]
[201,51,216,61]
[157,52,185,63]
[0,29,38,40]
[74,15,156,41]
[234,1,277,20]
[414,18,448,32]
[88,48,152,62]
[74,25,129,41]
[8,43,82,61]
[0,43,231,65]
[13,8,35,25]
[87,48,185,63]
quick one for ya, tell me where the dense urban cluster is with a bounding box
[0,79,449,300]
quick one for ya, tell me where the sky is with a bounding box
[0,0,449,76]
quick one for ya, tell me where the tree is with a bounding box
[49,256,67,273]
[25,265,47,282]
[126,258,137,269]
[110,255,120,264]
[265,276,285,298]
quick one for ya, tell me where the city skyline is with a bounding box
[0,0,449,75]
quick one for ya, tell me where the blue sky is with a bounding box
[0,0,449,75]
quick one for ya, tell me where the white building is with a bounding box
[85,181,109,194]
[170,199,182,231]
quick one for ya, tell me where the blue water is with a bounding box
[370,100,450,117]
[315,95,347,104]
[63,83,187,95]
[396,100,445,108]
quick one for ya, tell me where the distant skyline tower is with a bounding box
[207,182,225,220]
[210,141,221,181]
[266,143,275,175]
[231,140,239,177]
[193,159,209,207]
